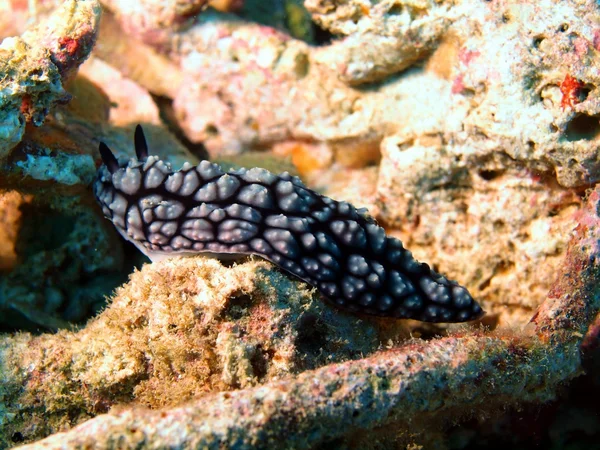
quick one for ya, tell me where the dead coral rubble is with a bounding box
[0,0,100,159]
[306,0,453,85]
[0,257,401,446]
[101,0,210,44]
[5,185,600,449]
[166,0,600,188]
[0,0,118,330]
[162,0,600,327]
[0,1,199,331]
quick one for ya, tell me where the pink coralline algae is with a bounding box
[101,0,210,44]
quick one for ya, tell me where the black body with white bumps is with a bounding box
[94,126,484,323]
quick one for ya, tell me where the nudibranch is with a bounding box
[94,126,484,323]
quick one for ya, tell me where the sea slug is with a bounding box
[94,126,484,322]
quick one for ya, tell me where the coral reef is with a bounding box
[1,0,600,447]
[306,0,451,84]
[0,0,115,330]
[92,11,185,99]
[167,0,600,187]
[77,58,162,127]
[0,126,193,330]
[0,192,124,329]
[100,0,209,44]
[378,139,581,324]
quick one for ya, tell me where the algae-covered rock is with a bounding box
[0,192,125,330]
[0,257,405,445]
[0,0,100,159]
[0,120,198,331]
[92,11,185,99]
[0,1,200,331]
[377,136,581,325]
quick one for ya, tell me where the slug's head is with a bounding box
[93,125,170,242]
[98,124,149,175]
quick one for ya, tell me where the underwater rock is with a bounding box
[1,0,600,446]
[0,0,117,331]
[93,11,185,99]
[62,74,112,123]
[0,1,58,41]
[101,0,209,44]
[167,0,600,187]
[6,184,600,449]
[0,194,125,330]
[170,10,361,155]
[162,0,600,325]
[0,4,198,331]
[306,0,451,85]
[377,136,581,325]
[78,57,163,127]
[368,0,600,324]
[0,116,198,331]
[0,0,100,159]
[0,257,403,445]
[166,0,600,188]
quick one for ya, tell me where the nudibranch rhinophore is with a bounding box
[94,126,484,323]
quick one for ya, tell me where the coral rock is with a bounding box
[0,257,400,445]
[93,12,185,99]
[101,0,209,44]
[6,183,600,448]
[0,0,100,159]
